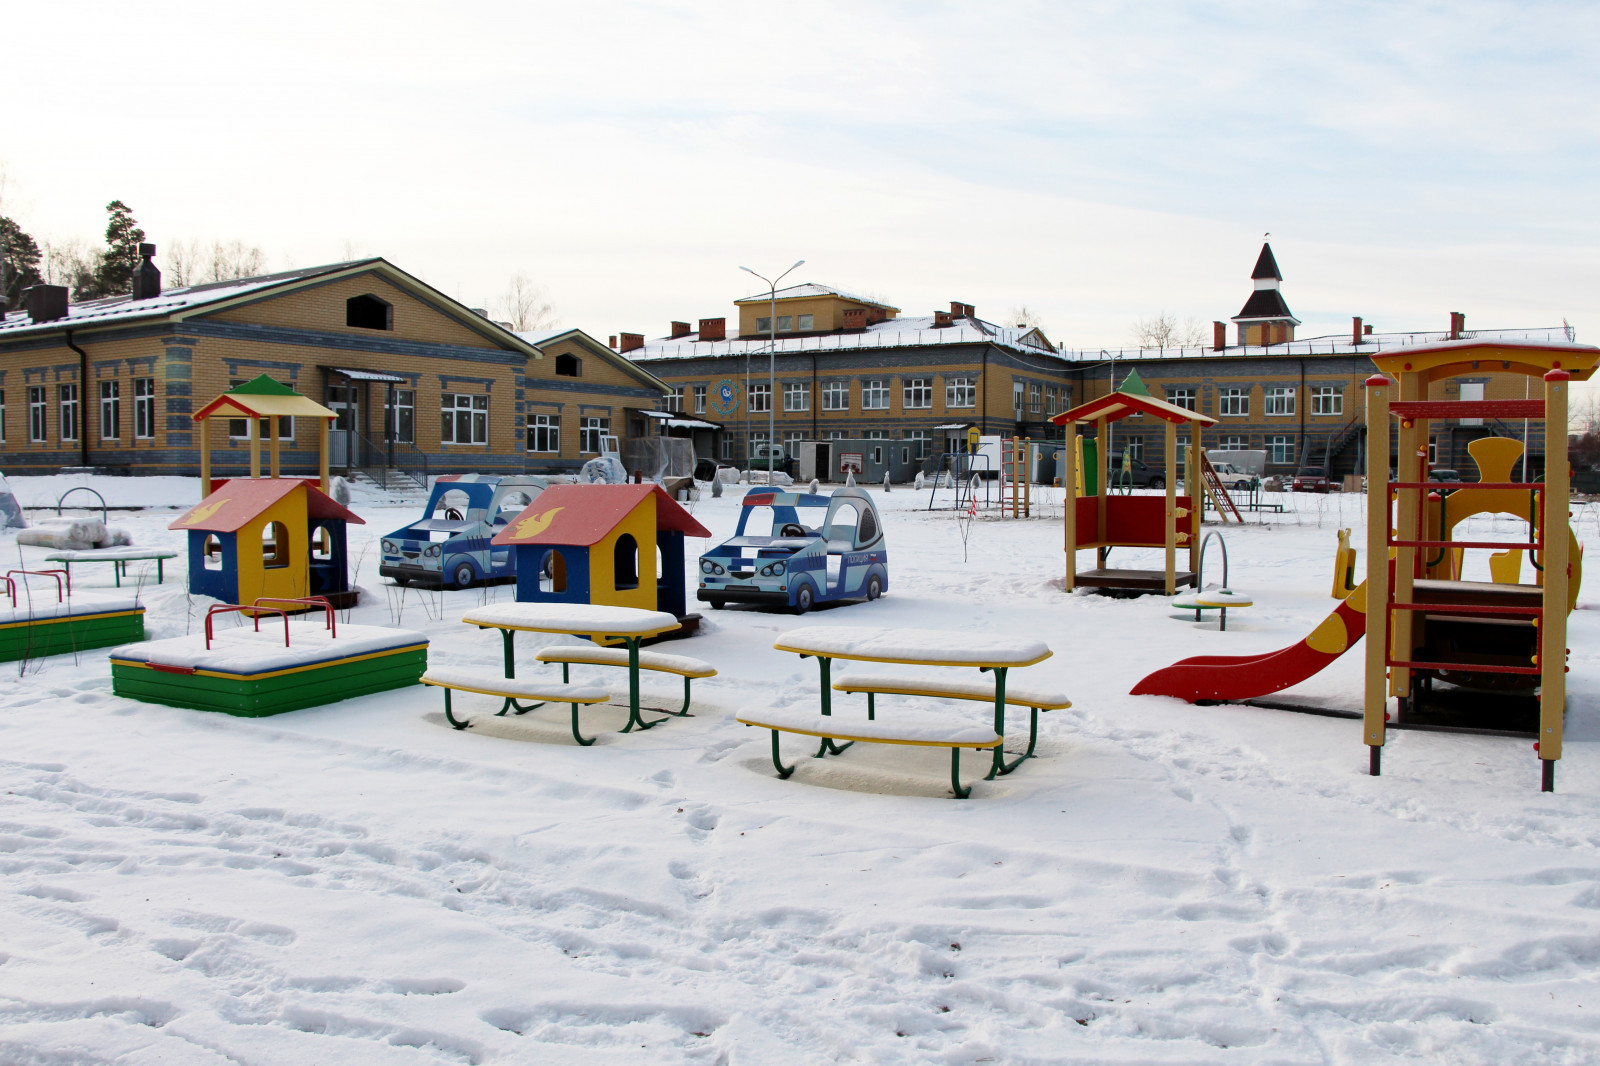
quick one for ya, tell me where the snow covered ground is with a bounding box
[4,473,1600,1064]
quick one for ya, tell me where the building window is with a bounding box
[750,383,772,413]
[1311,386,1343,416]
[667,385,685,411]
[1028,383,1042,416]
[229,379,293,441]
[1166,387,1197,411]
[756,317,772,333]
[1264,386,1295,416]
[823,381,850,411]
[946,376,976,408]
[442,393,489,445]
[134,378,155,439]
[0,389,5,443]
[1217,435,1248,450]
[555,353,581,377]
[824,430,844,441]
[1012,381,1025,416]
[777,315,793,332]
[693,385,707,414]
[59,383,79,442]
[861,379,889,410]
[387,388,415,443]
[580,416,609,453]
[1267,434,1295,464]
[99,380,120,441]
[783,382,809,412]
[904,429,932,460]
[1217,387,1249,417]
[797,314,813,331]
[527,413,560,453]
[1045,387,1059,418]
[346,294,392,330]
[903,378,932,409]
[722,436,736,460]
[748,430,769,458]
[1123,437,1143,462]
[29,386,47,442]
[784,430,804,453]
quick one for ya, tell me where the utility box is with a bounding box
[795,441,828,483]
[826,439,918,483]
[1206,449,1267,478]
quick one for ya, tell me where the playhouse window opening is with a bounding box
[614,534,639,591]
[202,534,223,571]
[540,549,567,593]
[263,521,290,569]
[496,491,532,524]
[346,294,393,331]
[311,524,334,562]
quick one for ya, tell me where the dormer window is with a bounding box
[555,353,581,377]
[346,294,393,330]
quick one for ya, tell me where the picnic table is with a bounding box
[770,625,1054,780]
[43,547,180,586]
[458,603,682,733]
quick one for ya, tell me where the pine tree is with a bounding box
[91,200,146,297]
[0,216,44,310]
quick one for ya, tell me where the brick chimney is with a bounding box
[669,321,691,339]
[1212,321,1226,351]
[949,301,964,315]
[24,284,69,323]
[1352,316,1364,345]
[132,243,161,300]
[608,335,618,349]
[962,303,975,317]
[842,308,868,331]
[697,317,726,341]
[933,311,953,328]
[1365,324,1373,335]
[1449,311,1465,340]
[618,332,644,353]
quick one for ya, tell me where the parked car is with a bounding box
[1573,465,1600,495]
[1428,468,1462,483]
[379,474,547,588]
[747,442,797,478]
[1211,461,1260,491]
[1291,468,1331,493]
[1109,455,1166,490]
[693,457,738,483]
[697,485,887,613]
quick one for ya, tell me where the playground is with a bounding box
[3,468,1600,1063]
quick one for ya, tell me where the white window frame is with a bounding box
[797,314,814,331]
[389,388,415,444]
[749,382,772,413]
[693,384,707,414]
[442,392,489,446]
[1310,385,1343,416]
[903,377,932,410]
[1267,434,1295,464]
[783,382,809,412]
[756,317,772,333]
[99,380,120,441]
[59,383,79,442]
[526,412,560,453]
[946,376,976,408]
[29,386,47,443]
[579,415,609,454]
[1012,381,1025,416]
[133,378,155,439]
[822,380,849,411]
[861,379,889,410]
[667,385,686,411]
[904,429,932,460]
[1124,436,1144,462]
[230,378,294,441]
[1264,386,1295,417]
[1166,387,1196,412]
[1028,383,1041,416]
[1217,387,1250,417]
[1217,435,1248,451]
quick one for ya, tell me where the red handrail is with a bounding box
[5,568,70,606]
[205,604,290,650]
[252,596,336,638]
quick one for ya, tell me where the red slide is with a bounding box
[1131,583,1368,703]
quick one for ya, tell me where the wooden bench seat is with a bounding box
[737,705,1000,798]
[536,645,716,716]
[421,667,610,744]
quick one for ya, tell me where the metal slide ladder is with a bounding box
[1198,452,1243,522]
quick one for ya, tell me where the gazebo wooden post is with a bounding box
[1391,370,1426,705]
[1164,418,1178,595]
[198,415,212,501]
[1363,374,1394,775]
[1095,416,1109,569]
[248,415,261,479]
[319,417,331,495]
[1062,420,1078,592]
[269,420,281,479]
[1540,369,1570,790]
[1189,421,1202,576]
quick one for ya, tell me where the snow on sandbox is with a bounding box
[2,474,1600,1062]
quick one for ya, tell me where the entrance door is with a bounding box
[328,385,359,468]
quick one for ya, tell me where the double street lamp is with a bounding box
[740,260,805,480]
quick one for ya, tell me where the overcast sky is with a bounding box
[4,1,1595,350]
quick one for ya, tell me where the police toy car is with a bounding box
[379,474,546,588]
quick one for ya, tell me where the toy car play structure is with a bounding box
[697,485,887,613]
[379,475,547,588]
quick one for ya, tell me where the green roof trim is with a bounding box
[1118,368,1152,397]
[227,373,298,396]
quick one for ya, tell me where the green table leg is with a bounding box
[114,561,122,588]
[621,636,669,732]
[157,557,164,584]
[989,667,1034,777]
[811,655,851,757]
[491,627,542,716]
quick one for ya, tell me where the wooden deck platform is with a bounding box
[1074,569,1196,594]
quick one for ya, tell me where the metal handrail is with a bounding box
[205,604,290,649]
[6,568,69,606]
[350,429,429,488]
[56,486,108,524]
[252,596,336,637]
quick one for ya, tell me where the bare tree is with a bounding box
[497,272,557,333]
[41,238,100,296]
[1132,312,1206,349]
[204,239,266,283]
[1009,305,1044,330]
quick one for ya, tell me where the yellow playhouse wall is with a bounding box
[237,490,310,605]
[588,502,659,612]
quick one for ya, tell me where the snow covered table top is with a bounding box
[110,623,428,676]
[460,603,681,639]
[0,589,143,626]
[773,626,1052,668]
[42,548,180,562]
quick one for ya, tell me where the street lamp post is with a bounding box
[740,260,804,481]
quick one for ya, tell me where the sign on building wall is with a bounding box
[839,452,865,475]
[711,379,742,417]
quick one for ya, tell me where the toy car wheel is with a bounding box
[451,562,475,588]
[395,575,411,587]
[1148,476,1165,490]
[794,584,814,614]
[709,598,726,610]
[866,575,882,601]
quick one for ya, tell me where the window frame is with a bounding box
[1166,387,1197,412]
[693,385,707,414]
[903,377,932,410]
[945,376,976,409]
[749,382,772,414]
[133,377,155,440]
[783,381,809,412]
[441,392,490,446]
[579,415,609,454]
[822,380,850,411]
[860,379,889,411]
[1267,434,1295,464]
[99,379,120,441]
[1310,385,1343,416]
[1217,387,1250,417]
[1263,385,1296,417]
[29,386,47,443]
[526,412,561,453]
[59,383,80,442]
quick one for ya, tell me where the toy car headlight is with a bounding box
[382,539,396,554]
[767,561,786,576]
[425,544,441,558]
[701,559,715,574]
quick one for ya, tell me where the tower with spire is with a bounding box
[1230,242,1300,346]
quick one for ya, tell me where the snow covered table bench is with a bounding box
[535,645,716,716]
[43,547,180,587]
[832,671,1071,766]
[420,667,611,745]
[110,607,427,716]
[769,626,1060,793]
[1,569,145,662]
[736,705,1002,798]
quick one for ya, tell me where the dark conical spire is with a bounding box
[1251,243,1281,281]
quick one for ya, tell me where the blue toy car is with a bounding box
[697,485,887,613]
[379,474,547,589]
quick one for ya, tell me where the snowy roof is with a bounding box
[514,327,672,392]
[517,327,572,346]
[1058,326,1581,363]
[733,283,899,311]
[631,313,1066,363]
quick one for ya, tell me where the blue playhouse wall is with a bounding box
[656,530,688,618]
[513,544,593,605]
[187,530,240,603]
[308,519,351,596]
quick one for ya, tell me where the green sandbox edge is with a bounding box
[112,647,428,717]
[0,611,146,663]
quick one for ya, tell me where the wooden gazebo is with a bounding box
[191,375,339,498]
